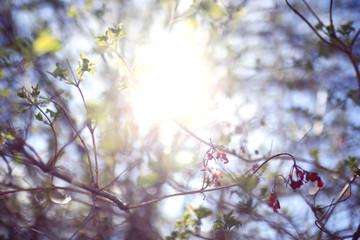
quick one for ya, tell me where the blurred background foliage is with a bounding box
[0,0,360,239]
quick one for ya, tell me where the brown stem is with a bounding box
[252,153,296,175]
[89,126,99,187]
[45,101,95,186]
[284,0,342,51]
[127,183,239,209]
[351,29,360,47]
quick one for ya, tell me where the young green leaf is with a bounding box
[35,112,43,122]
[223,210,241,230]
[213,219,225,230]
[33,29,62,55]
[95,34,108,46]
[31,84,40,98]
[50,63,69,80]
[194,207,212,219]
[108,23,126,40]
[76,53,98,82]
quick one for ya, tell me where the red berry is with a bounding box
[317,179,324,188]
[296,169,304,181]
[268,192,276,205]
[309,172,320,182]
[273,200,281,213]
[290,180,302,190]
[221,153,229,163]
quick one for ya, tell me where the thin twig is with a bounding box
[32,101,58,158]
[24,143,45,166]
[47,125,86,169]
[252,153,296,175]
[302,0,324,26]
[177,123,256,163]
[322,173,358,225]
[351,29,360,47]
[99,160,139,191]
[89,126,99,187]
[284,0,342,51]
[49,101,95,186]
[328,0,346,49]
[69,200,96,240]
[127,183,239,209]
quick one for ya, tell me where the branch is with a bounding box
[127,183,239,209]
[302,0,324,27]
[100,160,139,191]
[47,100,95,186]
[251,153,296,175]
[284,0,343,51]
[177,123,256,163]
[321,172,358,225]
[328,0,346,49]
[353,224,360,240]
[351,29,360,47]
[19,147,129,211]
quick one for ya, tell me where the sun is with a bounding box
[129,21,212,132]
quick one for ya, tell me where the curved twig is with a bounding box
[285,0,343,51]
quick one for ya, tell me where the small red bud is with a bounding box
[308,172,320,182]
[221,153,229,163]
[290,180,302,190]
[317,179,324,188]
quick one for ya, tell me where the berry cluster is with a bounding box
[268,189,281,213]
[201,147,229,187]
[268,164,324,213]
[287,165,324,190]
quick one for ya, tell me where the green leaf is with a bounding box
[179,231,189,239]
[0,89,11,98]
[46,108,58,120]
[213,219,225,230]
[35,112,43,122]
[0,68,5,79]
[76,53,98,81]
[12,151,23,163]
[33,29,62,55]
[31,84,40,98]
[0,131,15,141]
[17,88,28,99]
[223,210,241,230]
[194,207,212,219]
[108,23,126,40]
[67,4,79,18]
[85,1,93,11]
[345,156,358,170]
[200,0,225,20]
[310,149,320,160]
[337,21,355,36]
[95,34,108,46]
[315,23,323,30]
[166,231,178,240]
[50,63,69,80]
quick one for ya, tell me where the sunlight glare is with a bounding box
[130,22,210,132]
